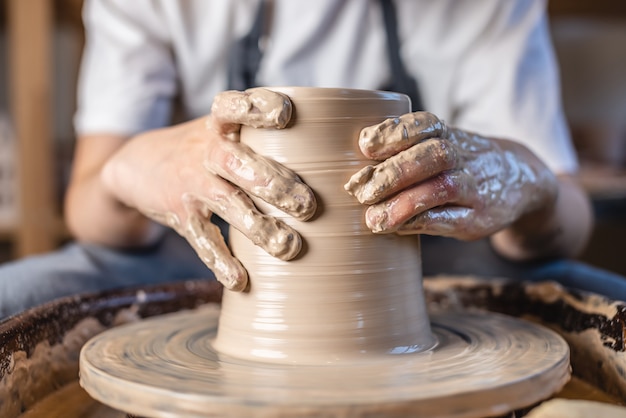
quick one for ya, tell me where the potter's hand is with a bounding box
[344,112,558,240]
[102,88,316,291]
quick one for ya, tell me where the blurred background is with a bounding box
[0,0,624,275]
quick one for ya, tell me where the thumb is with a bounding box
[210,88,292,135]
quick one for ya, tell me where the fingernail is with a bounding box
[268,229,302,261]
[222,270,248,292]
[292,185,317,221]
[366,205,389,233]
[359,125,375,145]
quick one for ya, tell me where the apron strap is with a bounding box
[379,0,423,112]
[227,0,269,91]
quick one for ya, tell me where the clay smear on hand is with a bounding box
[358,112,447,160]
[146,185,302,292]
[211,88,292,133]
[210,88,317,222]
[195,89,315,289]
[345,111,557,240]
[206,138,317,222]
[144,88,315,291]
[344,112,449,207]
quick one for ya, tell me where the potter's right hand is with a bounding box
[101,88,317,291]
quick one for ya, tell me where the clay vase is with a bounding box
[213,87,436,365]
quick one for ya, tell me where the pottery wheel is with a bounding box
[79,305,570,418]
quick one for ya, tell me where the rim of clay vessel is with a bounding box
[273,86,412,121]
[213,87,436,365]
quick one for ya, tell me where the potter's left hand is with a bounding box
[344,112,559,240]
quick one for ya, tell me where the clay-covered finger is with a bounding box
[211,189,302,260]
[364,172,469,233]
[396,206,488,241]
[211,88,292,133]
[187,177,303,261]
[358,111,447,160]
[344,138,457,205]
[181,195,249,291]
[208,139,317,221]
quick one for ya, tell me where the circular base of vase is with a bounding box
[79,305,570,418]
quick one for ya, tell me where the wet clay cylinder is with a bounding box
[213,87,436,364]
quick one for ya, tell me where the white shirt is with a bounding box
[75,0,577,174]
